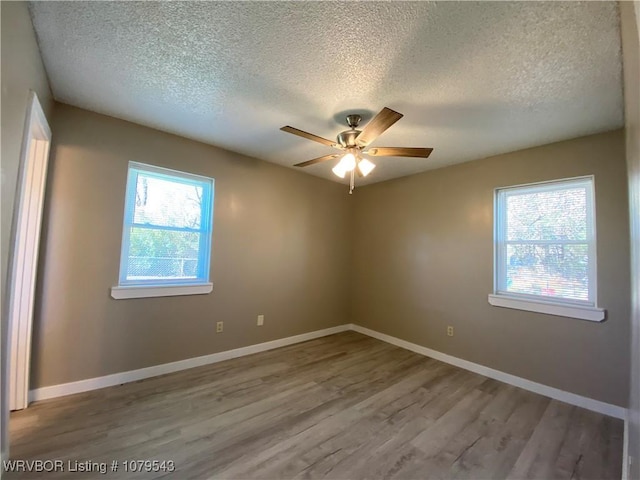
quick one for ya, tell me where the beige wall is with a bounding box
[621,1,640,476]
[0,1,53,460]
[352,130,630,407]
[31,103,352,389]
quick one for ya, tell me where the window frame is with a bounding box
[488,175,605,321]
[111,162,214,299]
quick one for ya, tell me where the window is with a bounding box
[488,176,604,321]
[111,162,214,299]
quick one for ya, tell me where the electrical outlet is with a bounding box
[257,314,264,326]
[447,326,454,337]
[216,321,223,333]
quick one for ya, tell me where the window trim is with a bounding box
[111,283,213,300]
[487,294,604,321]
[111,162,214,299]
[489,175,605,322]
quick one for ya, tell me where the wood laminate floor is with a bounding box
[7,332,623,479]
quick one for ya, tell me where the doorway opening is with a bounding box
[7,91,51,411]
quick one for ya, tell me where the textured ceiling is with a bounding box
[29,1,623,186]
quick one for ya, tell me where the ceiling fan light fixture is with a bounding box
[338,153,356,172]
[357,158,376,177]
[332,163,347,178]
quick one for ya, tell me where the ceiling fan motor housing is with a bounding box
[337,129,362,148]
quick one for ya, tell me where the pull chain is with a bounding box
[349,169,355,194]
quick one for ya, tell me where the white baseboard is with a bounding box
[350,324,627,420]
[29,324,350,402]
[28,323,628,421]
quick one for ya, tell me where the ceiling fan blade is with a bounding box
[281,126,338,148]
[356,107,404,146]
[294,153,341,168]
[366,147,433,158]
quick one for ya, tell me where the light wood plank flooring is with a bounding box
[7,332,623,479]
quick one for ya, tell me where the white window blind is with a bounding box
[494,177,596,308]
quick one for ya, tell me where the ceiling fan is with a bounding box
[281,107,433,193]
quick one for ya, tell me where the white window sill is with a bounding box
[487,294,605,322]
[111,283,213,300]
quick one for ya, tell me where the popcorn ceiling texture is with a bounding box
[29,1,623,185]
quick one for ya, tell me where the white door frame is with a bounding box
[7,92,51,411]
